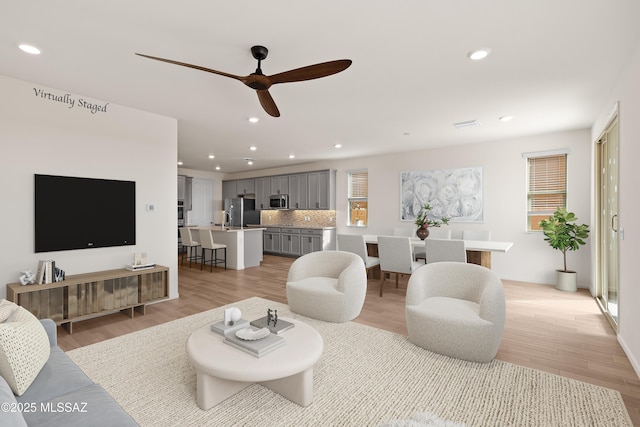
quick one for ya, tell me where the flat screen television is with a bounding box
[35,174,136,253]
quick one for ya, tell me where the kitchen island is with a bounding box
[192,226,265,270]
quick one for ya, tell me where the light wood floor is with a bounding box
[57,255,640,425]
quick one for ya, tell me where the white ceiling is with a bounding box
[2,1,639,173]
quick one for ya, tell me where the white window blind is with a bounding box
[349,171,368,198]
[348,170,368,227]
[526,153,567,231]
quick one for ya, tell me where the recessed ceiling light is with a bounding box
[248,117,259,123]
[288,154,295,159]
[208,154,215,159]
[177,161,183,166]
[243,157,254,165]
[249,146,257,151]
[215,166,221,171]
[453,120,481,129]
[467,49,491,61]
[499,115,514,122]
[333,144,342,148]
[19,44,41,55]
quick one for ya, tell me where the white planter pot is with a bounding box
[556,270,577,292]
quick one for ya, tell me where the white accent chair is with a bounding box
[377,236,424,297]
[337,234,380,277]
[198,229,227,271]
[424,238,467,264]
[286,251,367,323]
[405,262,505,363]
[462,230,492,241]
[179,227,200,267]
[414,228,452,260]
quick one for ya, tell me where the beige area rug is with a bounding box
[67,297,632,427]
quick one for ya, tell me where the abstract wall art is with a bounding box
[400,167,483,223]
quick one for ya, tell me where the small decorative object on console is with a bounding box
[19,270,36,286]
[133,252,148,266]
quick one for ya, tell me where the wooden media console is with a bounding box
[6,265,169,333]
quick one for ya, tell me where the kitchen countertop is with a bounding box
[197,226,266,232]
[247,224,336,230]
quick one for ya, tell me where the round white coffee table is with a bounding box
[186,317,323,410]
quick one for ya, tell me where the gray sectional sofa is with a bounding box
[1,319,138,427]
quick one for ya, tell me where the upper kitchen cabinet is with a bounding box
[178,175,194,210]
[270,175,289,195]
[288,173,308,209]
[222,180,237,200]
[236,178,255,195]
[178,175,186,200]
[308,170,336,209]
[256,177,271,210]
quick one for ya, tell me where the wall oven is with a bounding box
[178,201,185,226]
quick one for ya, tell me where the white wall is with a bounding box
[592,40,640,376]
[226,128,593,288]
[0,75,179,300]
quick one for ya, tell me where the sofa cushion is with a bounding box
[0,375,28,427]
[22,383,138,427]
[0,306,50,395]
[15,346,94,405]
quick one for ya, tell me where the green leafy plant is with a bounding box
[414,203,450,228]
[538,208,590,272]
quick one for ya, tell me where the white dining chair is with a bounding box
[199,229,227,271]
[424,238,467,264]
[392,227,415,238]
[414,228,451,261]
[179,227,201,267]
[462,230,492,241]
[337,234,380,277]
[377,236,424,297]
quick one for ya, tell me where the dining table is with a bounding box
[363,235,513,269]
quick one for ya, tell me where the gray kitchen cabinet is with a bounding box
[301,229,323,255]
[256,177,271,210]
[222,180,237,200]
[270,175,289,195]
[288,173,308,209]
[178,175,186,200]
[281,228,301,256]
[236,178,255,195]
[308,170,336,209]
[263,227,281,254]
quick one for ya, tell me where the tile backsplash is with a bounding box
[260,210,336,227]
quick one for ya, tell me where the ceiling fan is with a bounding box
[135,46,352,117]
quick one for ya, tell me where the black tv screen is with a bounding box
[35,174,136,253]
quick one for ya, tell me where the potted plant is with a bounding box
[414,203,450,240]
[538,208,590,291]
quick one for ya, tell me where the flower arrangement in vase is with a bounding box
[414,203,450,240]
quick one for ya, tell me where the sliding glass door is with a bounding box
[597,116,619,326]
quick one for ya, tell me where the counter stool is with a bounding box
[179,227,201,267]
[200,229,227,272]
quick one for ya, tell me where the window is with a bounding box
[525,151,567,231]
[348,169,368,227]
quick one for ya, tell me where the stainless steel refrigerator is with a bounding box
[224,197,259,227]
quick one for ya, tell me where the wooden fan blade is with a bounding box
[268,59,352,85]
[257,90,280,117]
[135,53,247,83]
